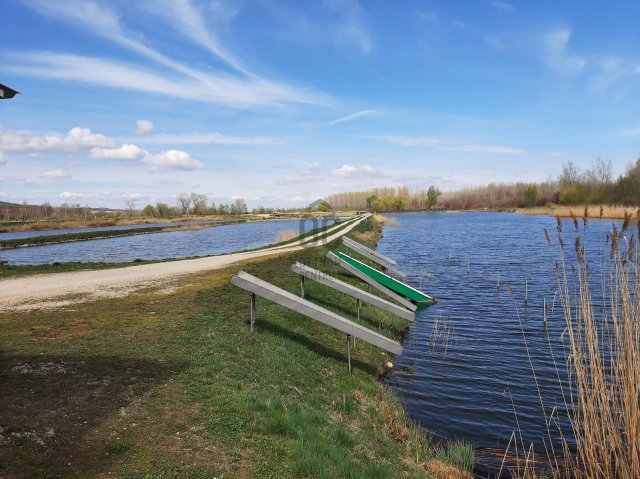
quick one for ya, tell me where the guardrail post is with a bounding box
[250,293,256,332]
[300,275,305,299]
[346,334,352,374]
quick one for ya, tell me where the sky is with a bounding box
[1,0,640,209]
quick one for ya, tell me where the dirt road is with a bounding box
[1,215,368,311]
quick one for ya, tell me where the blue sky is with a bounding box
[1,0,639,209]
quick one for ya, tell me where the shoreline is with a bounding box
[0,215,474,478]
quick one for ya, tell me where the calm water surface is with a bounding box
[380,212,623,451]
[0,219,239,240]
[0,218,329,265]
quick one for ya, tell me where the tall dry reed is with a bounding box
[547,211,640,478]
[520,204,637,220]
[274,229,299,243]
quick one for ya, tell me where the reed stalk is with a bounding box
[549,211,640,478]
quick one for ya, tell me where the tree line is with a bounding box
[325,158,640,211]
[325,186,442,211]
[142,193,248,217]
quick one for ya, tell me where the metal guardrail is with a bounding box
[291,262,414,322]
[341,237,407,278]
[342,236,397,265]
[230,271,403,357]
[326,252,417,312]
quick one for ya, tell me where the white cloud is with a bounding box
[331,164,381,178]
[39,169,71,179]
[0,152,6,165]
[0,126,114,154]
[0,191,7,198]
[622,128,640,137]
[136,120,154,136]
[91,144,145,161]
[304,162,322,171]
[330,109,382,125]
[384,136,441,147]
[59,191,92,200]
[141,150,204,170]
[542,27,586,75]
[490,1,514,12]
[92,144,203,170]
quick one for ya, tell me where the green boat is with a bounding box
[336,252,436,305]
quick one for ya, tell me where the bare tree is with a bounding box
[125,198,137,217]
[233,198,247,214]
[176,193,191,216]
[190,193,208,215]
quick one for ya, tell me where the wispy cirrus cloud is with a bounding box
[325,0,372,54]
[38,169,71,180]
[384,135,441,147]
[541,27,586,75]
[16,0,329,108]
[138,132,283,145]
[383,135,524,154]
[330,109,382,125]
[142,0,250,76]
[490,1,514,12]
[453,144,524,154]
[4,51,326,108]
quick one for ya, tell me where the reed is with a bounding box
[274,228,299,243]
[372,214,400,226]
[552,218,640,478]
[512,209,640,478]
[519,204,637,220]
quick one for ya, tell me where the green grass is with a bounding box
[0,217,470,478]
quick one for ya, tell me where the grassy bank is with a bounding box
[0,217,472,479]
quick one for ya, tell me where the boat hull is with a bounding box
[336,252,435,305]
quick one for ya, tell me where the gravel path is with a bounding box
[1,215,369,311]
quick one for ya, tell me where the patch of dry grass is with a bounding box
[519,204,640,220]
[373,214,400,226]
[274,229,299,243]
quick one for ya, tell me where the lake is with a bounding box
[379,212,624,453]
[0,218,333,265]
[0,219,241,240]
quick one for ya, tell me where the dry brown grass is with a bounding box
[274,228,299,243]
[555,226,640,478]
[519,204,640,220]
[519,211,640,478]
[425,459,474,479]
[373,214,400,226]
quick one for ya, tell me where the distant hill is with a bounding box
[0,201,117,212]
[0,200,39,210]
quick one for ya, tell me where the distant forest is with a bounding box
[325,158,640,211]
